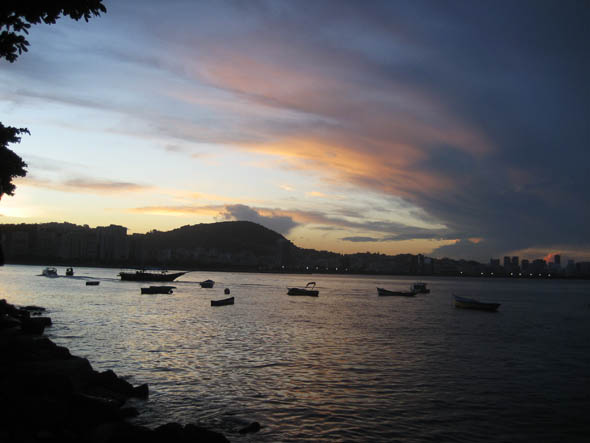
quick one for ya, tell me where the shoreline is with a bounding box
[0,298,231,443]
[5,262,590,280]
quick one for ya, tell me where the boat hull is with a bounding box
[377,287,415,297]
[211,297,234,306]
[86,281,100,286]
[119,271,186,282]
[200,280,215,288]
[141,285,176,294]
[287,288,319,296]
[454,296,500,311]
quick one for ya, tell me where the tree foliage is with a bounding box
[0,123,29,199]
[0,1,106,62]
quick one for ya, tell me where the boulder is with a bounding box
[239,421,262,434]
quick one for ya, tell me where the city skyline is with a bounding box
[1,1,589,262]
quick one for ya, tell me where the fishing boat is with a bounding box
[200,279,215,288]
[411,282,430,294]
[287,282,319,296]
[118,269,187,282]
[453,295,500,311]
[86,281,100,286]
[41,267,58,278]
[141,285,176,294]
[211,296,234,306]
[65,267,74,276]
[377,287,416,297]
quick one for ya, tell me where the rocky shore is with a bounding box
[0,299,230,442]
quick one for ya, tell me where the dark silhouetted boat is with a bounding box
[287,282,319,296]
[453,295,500,311]
[118,269,187,282]
[141,285,176,294]
[200,279,215,288]
[66,267,74,276]
[211,296,234,306]
[377,287,415,297]
[86,281,100,286]
[41,267,58,278]
[411,282,430,294]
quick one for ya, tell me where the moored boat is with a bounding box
[118,269,187,282]
[211,296,234,306]
[287,282,319,296]
[411,282,430,294]
[41,267,58,278]
[200,279,215,288]
[377,287,415,297]
[141,285,176,294]
[453,295,500,311]
[65,267,74,276]
[86,281,100,286]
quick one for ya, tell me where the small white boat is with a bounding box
[42,267,58,278]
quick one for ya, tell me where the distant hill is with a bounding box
[138,221,294,256]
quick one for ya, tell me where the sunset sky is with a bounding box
[1,0,588,262]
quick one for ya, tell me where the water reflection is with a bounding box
[1,265,589,442]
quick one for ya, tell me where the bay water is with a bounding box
[1,264,589,442]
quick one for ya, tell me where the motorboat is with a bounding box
[377,287,415,297]
[141,285,176,294]
[453,295,500,311]
[119,269,187,282]
[65,267,74,276]
[200,279,215,288]
[211,296,234,306]
[42,267,58,278]
[86,281,100,286]
[287,282,319,296]
[411,282,430,294]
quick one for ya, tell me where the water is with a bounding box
[1,264,589,442]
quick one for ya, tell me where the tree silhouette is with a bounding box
[0,1,106,264]
[0,123,29,200]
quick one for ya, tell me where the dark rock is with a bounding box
[92,370,135,396]
[21,317,47,334]
[117,407,139,419]
[0,314,21,329]
[239,421,262,434]
[22,305,47,312]
[132,383,149,398]
[154,422,184,441]
[185,423,231,442]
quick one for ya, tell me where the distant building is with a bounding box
[554,254,561,267]
[490,258,500,267]
[521,259,529,271]
[511,256,519,267]
[503,256,511,268]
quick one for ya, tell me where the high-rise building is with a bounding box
[522,259,529,271]
[503,256,511,268]
[490,258,500,267]
[554,254,561,267]
[511,256,519,267]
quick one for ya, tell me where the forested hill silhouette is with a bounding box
[142,221,293,256]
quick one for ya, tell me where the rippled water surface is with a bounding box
[2,265,590,442]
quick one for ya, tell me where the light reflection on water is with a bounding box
[1,265,589,442]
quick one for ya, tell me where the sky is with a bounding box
[1,0,589,262]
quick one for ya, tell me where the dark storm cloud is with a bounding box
[6,0,587,259]
[221,204,299,235]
